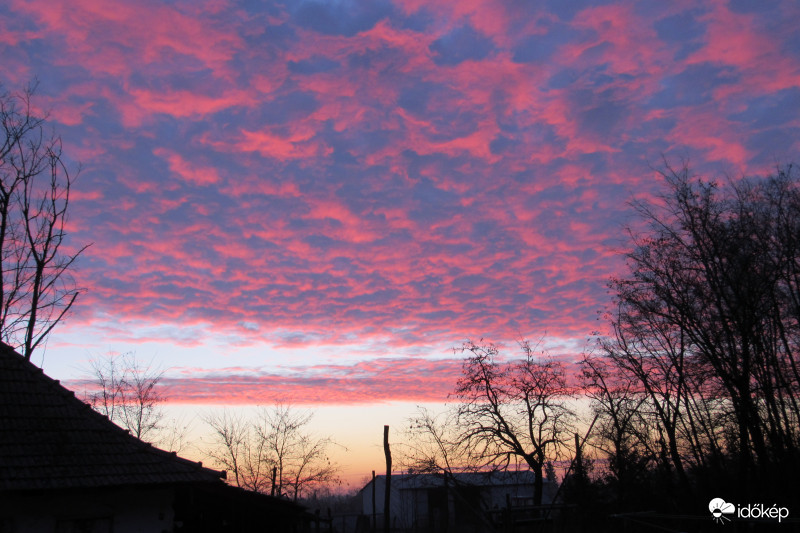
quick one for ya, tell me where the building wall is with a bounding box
[361,475,553,532]
[0,486,175,533]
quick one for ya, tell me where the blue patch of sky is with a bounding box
[543,0,614,21]
[627,115,677,142]
[727,0,782,13]
[729,88,800,128]
[324,121,394,160]
[419,238,473,260]
[509,167,541,185]
[451,274,492,291]
[509,304,549,323]
[288,56,341,74]
[408,179,460,225]
[402,150,442,179]
[511,23,580,64]
[398,83,482,141]
[342,288,402,307]
[502,119,567,155]
[648,63,739,109]
[546,68,580,91]
[346,46,406,72]
[495,109,523,134]
[489,134,520,156]
[407,274,447,293]
[290,0,395,37]
[257,91,320,124]
[470,220,524,258]
[330,255,358,272]
[240,18,296,52]
[579,99,628,139]
[744,128,800,166]
[782,21,800,57]
[428,24,495,66]
[394,6,435,33]
[100,139,170,190]
[578,41,614,63]
[653,9,707,62]
[239,0,285,18]
[328,146,360,166]
[470,220,506,246]
[418,310,458,321]
[318,125,361,166]
[397,82,437,115]
[565,86,629,139]
[428,113,481,143]
[545,63,617,94]
[208,277,246,295]
[575,151,612,179]
[342,307,384,321]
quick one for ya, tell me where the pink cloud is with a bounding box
[212,127,330,161]
[66,357,464,405]
[128,87,254,121]
[165,357,463,405]
[2,0,795,388]
[12,0,243,75]
[690,2,800,101]
[154,148,222,185]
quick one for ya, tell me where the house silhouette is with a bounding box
[0,343,306,532]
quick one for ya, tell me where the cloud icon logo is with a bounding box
[709,498,736,524]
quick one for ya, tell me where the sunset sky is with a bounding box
[3,0,799,485]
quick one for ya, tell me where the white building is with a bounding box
[360,470,556,532]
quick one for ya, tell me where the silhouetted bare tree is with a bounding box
[204,404,340,500]
[257,404,340,500]
[580,353,656,506]
[204,409,272,492]
[454,339,576,506]
[602,162,800,501]
[0,82,88,360]
[86,352,192,453]
[87,352,166,442]
[402,406,471,476]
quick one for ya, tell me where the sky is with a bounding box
[2,0,800,486]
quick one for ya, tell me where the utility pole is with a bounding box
[384,425,392,532]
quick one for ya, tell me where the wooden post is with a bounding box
[384,425,392,532]
[372,470,376,532]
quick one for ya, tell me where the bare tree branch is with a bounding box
[0,81,88,360]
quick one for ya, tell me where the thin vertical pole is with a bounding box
[384,425,392,532]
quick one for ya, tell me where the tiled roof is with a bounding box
[0,343,224,491]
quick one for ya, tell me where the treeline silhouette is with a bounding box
[568,163,800,529]
[403,164,800,532]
